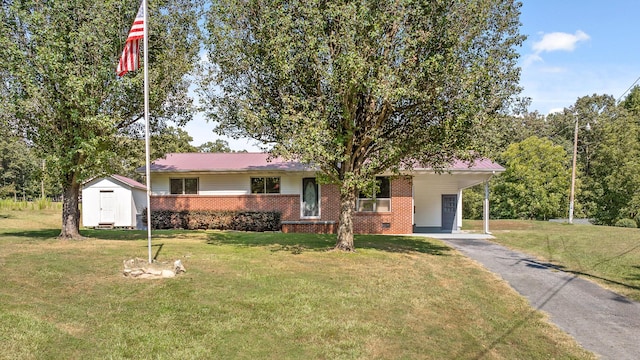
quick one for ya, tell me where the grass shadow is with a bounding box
[356,235,451,255]
[1,228,154,241]
[81,229,208,241]
[4,227,450,256]
[1,228,190,242]
[81,229,148,241]
[206,232,451,255]
[0,229,61,239]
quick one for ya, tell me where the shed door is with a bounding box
[99,191,116,224]
[441,194,457,232]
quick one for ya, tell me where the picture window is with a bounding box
[251,177,281,194]
[170,178,198,194]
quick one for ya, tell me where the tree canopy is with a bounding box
[492,136,571,220]
[0,135,41,200]
[0,0,202,237]
[463,91,640,226]
[202,0,525,250]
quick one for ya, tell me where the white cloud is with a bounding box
[522,53,543,67]
[532,30,590,54]
[521,30,590,69]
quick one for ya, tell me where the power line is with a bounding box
[617,75,640,102]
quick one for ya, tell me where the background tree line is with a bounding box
[0,127,239,201]
[464,87,640,227]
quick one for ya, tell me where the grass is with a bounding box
[0,210,595,359]
[0,199,62,211]
[466,219,640,302]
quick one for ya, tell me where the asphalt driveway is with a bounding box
[437,237,640,360]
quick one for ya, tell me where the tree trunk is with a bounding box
[59,180,82,239]
[334,186,356,252]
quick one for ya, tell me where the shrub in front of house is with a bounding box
[185,210,235,230]
[614,218,637,228]
[145,209,187,229]
[143,209,281,232]
[231,211,281,232]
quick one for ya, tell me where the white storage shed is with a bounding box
[82,175,147,229]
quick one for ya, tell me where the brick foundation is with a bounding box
[281,221,336,234]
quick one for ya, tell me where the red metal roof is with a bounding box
[448,158,505,171]
[148,153,312,172]
[111,174,147,190]
[146,153,504,173]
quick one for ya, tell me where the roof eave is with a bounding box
[409,168,505,175]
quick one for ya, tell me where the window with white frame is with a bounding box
[170,178,198,194]
[357,177,391,212]
[250,177,281,194]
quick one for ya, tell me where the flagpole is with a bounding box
[143,0,152,264]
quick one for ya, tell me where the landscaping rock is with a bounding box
[123,258,186,279]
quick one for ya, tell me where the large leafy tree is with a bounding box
[0,135,41,200]
[462,109,549,219]
[198,139,234,153]
[202,0,524,250]
[589,112,640,224]
[0,0,202,238]
[117,126,200,180]
[543,95,614,220]
[492,136,571,220]
[587,89,640,225]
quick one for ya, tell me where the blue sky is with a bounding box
[185,0,640,149]
[519,0,640,113]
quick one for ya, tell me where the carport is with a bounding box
[411,159,504,234]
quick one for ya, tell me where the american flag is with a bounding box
[117,2,145,77]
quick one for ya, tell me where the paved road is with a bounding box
[439,237,640,360]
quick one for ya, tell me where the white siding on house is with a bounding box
[413,175,459,228]
[150,174,172,195]
[199,174,250,195]
[150,173,308,195]
[452,173,494,190]
[280,174,302,195]
[413,173,494,231]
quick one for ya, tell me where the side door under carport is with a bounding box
[441,194,458,232]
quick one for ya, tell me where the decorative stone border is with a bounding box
[123,258,186,279]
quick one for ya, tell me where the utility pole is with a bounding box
[569,119,578,224]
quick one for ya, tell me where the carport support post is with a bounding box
[483,181,490,234]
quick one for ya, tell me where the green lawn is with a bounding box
[0,209,594,359]
[467,219,640,302]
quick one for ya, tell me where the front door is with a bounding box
[441,194,457,232]
[99,190,116,224]
[302,178,319,217]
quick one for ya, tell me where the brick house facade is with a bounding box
[131,153,503,234]
[150,176,413,234]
